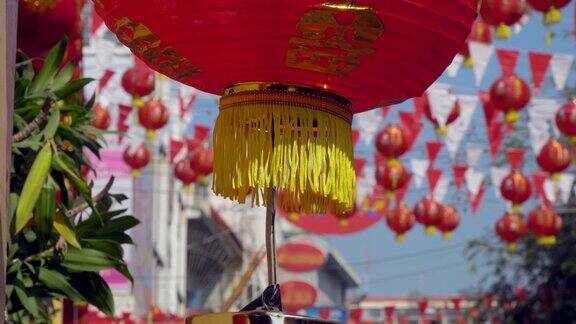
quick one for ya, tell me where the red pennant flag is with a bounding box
[418,300,429,316]
[496,49,520,77]
[488,121,505,160]
[413,95,428,122]
[528,52,552,92]
[395,174,412,204]
[479,91,500,127]
[352,128,360,147]
[426,140,443,166]
[91,7,104,36]
[117,104,132,143]
[385,306,396,321]
[532,171,548,199]
[452,164,468,192]
[399,111,422,149]
[354,158,367,177]
[469,183,485,215]
[506,148,525,169]
[399,111,415,127]
[169,139,184,163]
[97,69,114,92]
[194,124,211,142]
[427,168,442,194]
[381,106,391,120]
[179,92,197,119]
[187,138,202,154]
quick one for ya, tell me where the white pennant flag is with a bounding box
[409,159,430,189]
[446,95,478,159]
[514,14,530,34]
[428,88,457,128]
[550,53,574,91]
[356,110,383,146]
[465,168,485,197]
[544,179,558,203]
[528,120,551,154]
[466,144,484,168]
[558,173,575,204]
[468,41,494,85]
[433,176,450,203]
[447,54,464,78]
[490,167,510,199]
[357,165,376,203]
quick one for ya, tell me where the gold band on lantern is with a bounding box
[213,82,356,214]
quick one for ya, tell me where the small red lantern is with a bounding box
[555,100,576,145]
[480,0,527,39]
[174,158,199,190]
[437,205,460,240]
[489,74,531,123]
[460,18,493,68]
[90,104,111,130]
[528,0,571,25]
[121,64,156,107]
[536,139,573,180]
[413,197,442,235]
[386,203,415,241]
[190,145,214,176]
[495,212,527,252]
[527,205,562,245]
[500,170,532,212]
[123,144,151,177]
[422,95,461,135]
[375,124,410,161]
[375,161,410,194]
[138,99,169,140]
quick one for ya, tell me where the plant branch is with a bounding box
[66,177,115,218]
[23,247,55,263]
[13,97,54,142]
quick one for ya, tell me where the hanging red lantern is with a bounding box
[96,0,477,214]
[422,95,461,135]
[89,104,111,130]
[500,169,532,212]
[190,145,214,176]
[480,0,527,39]
[489,74,531,123]
[123,144,151,177]
[138,99,169,140]
[527,205,562,245]
[375,124,410,161]
[386,203,415,241]
[174,158,199,190]
[536,138,573,180]
[413,197,442,235]
[528,0,571,25]
[555,100,576,145]
[460,18,493,68]
[121,64,156,107]
[495,212,527,252]
[375,161,410,195]
[437,205,460,240]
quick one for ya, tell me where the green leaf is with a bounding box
[15,142,53,233]
[28,39,67,95]
[114,263,134,284]
[94,216,140,235]
[51,63,75,91]
[72,272,114,316]
[53,212,81,249]
[84,93,96,110]
[82,239,123,260]
[14,286,40,318]
[62,248,117,272]
[9,193,19,221]
[52,153,92,207]
[76,209,127,236]
[37,268,85,302]
[84,232,134,245]
[54,78,94,99]
[43,106,60,140]
[33,179,56,238]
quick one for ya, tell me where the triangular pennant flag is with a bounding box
[428,87,457,128]
[446,95,478,159]
[469,183,486,215]
[399,111,422,148]
[488,121,505,159]
[544,179,558,204]
[466,144,484,168]
[550,53,574,91]
[357,110,383,145]
[395,174,412,204]
[97,69,115,93]
[532,171,549,200]
[194,124,211,142]
[169,139,185,163]
[352,129,361,147]
[452,164,468,192]
[558,173,575,204]
[447,54,464,78]
[479,91,500,127]
[433,176,450,203]
[496,49,520,77]
[354,158,367,177]
[410,159,430,189]
[528,52,552,93]
[506,148,525,169]
[427,168,443,194]
[469,41,494,85]
[90,7,104,36]
[465,168,485,197]
[490,167,510,198]
[357,165,376,203]
[117,104,132,143]
[413,95,428,121]
[426,140,443,166]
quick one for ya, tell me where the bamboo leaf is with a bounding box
[28,40,67,95]
[82,239,123,260]
[72,272,114,316]
[14,286,40,318]
[54,78,93,99]
[51,63,75,91]
[52,153,92,205]
[62,247,117,272]
[33,179,56,238]
[43,106,60,140]
[53,212,81,249]
[37,268,85,302]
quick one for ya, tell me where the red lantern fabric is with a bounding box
[90,104,111,130]
[527,205,562,245]
[536,139,573,178]
[437,205,460,240]
[190,145,214,176]
[489,74,531,123]
[495,212,527,251]
[375,124,410,160]
[386,203,415,241]
[480,0,527,38]
[174,159,199,188]
[123,145,151,177]
[334,205,357,227]
[121,63,156,107]
[138,99,169,139]
[500,170,532,211]
[413,197,442,235]
[422,95,461,134]
[460,18,492,68]
[376,162,410,194]
[528,0,571,25]
[555,100,576,143]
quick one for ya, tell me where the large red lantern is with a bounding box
[17,0,80,58]
[190,145,214,176]
[413,197,442,235]
[375,161,410,194]
[95,0,477,214]
[527,205,563,245]
[386,203,415,241]
[460,18,493,68]
[437,205,460,240]
[375,124,410,161]
[174,158,199,190]
[422,95,461,135]
[489,74,531,123]
[555,100,576,144]
[90,104,111,130]
[500,170,532,212]
[528,0,571,25]
[123,144,151,177]
[138,99,169,140]
[536,139,573,180]
[495,212,526,252]
[121,64,156,107]
[480,0,527,39]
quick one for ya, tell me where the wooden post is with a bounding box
[0,0,17,322]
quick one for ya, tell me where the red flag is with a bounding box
[395,174,412,204]
[354,158,367,177]
[532,171,548,199]
[385,306,396,321]
[452,164,468,192]
[179,92,197,119]
[352,128,360,147]
[381,106,391,120]
[506,148,525,169]
[399,111,422,149]
[469,183,485,215]
[117,104,132,143]
[91,7,104,36]
[427,168,442,194]
[169,139,184,163]
[488,121,505,160]
[496,49,520,77]
[479,91,499,127]
[452,296,462,313]
[418,300,428,316]
[528,52,552,92]
[194,124,211,142]
[425,140,443,166]
[97,69,114,92]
